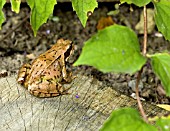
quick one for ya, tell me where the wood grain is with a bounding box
[0,74,168,131]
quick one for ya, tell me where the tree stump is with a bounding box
[0,74,168,130]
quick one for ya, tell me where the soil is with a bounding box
[0,2,170,104]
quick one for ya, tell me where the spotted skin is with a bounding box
[17,39,74,97]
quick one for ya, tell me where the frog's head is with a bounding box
[57,39,74,62]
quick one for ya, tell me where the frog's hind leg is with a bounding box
[29,87,69,98]
[28,82,69,97]
[29,90,60,97]
[17,63,31,87]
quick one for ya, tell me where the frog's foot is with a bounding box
[72,75,77,80]
[58,85,71,95]
[17,63,31,85]
[62,71,72,83]
[29,90,60,97]
[62,72,77,84]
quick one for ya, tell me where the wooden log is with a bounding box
[0,74,168,130]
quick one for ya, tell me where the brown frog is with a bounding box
[17,39,74,97]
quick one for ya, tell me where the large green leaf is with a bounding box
[120,0,151,7]
[72,0,98,27]
[74,25,146,74]
[149,53,170,96]
[100,108,157,131]
[0,0,6,29]
[153,0,170,41]
[10,0,21,13]
[156,116,170,131]
[27,0,56,36]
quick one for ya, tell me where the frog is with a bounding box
[17,39,74,97]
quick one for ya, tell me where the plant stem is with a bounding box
[135,5,148,123]
[143,5,147,56]
[135,67,148,122]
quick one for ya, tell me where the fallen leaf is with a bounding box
[157,104,170,111]
[97,16,114,30]
[135,8,155,34]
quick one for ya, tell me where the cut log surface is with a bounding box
[0,74,168,131]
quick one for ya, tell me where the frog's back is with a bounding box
[27,38,72,84]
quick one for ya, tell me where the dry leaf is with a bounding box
[157,104,170,111]
[97,16,114,30]
[135,9,155,34]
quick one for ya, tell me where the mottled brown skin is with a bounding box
[17,39,74,97]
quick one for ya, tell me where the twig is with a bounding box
[135,67,148,122]
[135,5,148,123]
[0,15,30,42]
[143,6,147,56]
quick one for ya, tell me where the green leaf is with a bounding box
[156,116,170,131]
[10,0,21,13]
[149,53,170,96]
[120,0,151,7]
[74,25,146,74]
[27,0,56,36]
[153,0,170,41]
[0,0,6,29]
[100,108,157,131]
[72,0,98,27]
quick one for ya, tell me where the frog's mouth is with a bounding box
[64,42,73,61]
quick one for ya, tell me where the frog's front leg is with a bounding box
[28,80,68,97]
[60,54,73,83]
[17,63,31,88]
